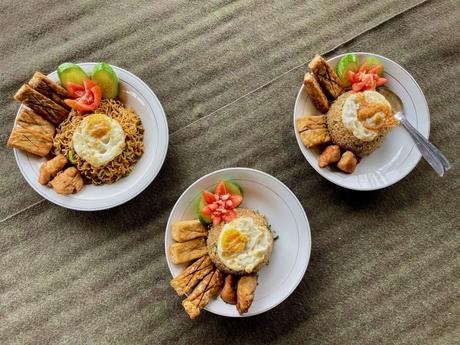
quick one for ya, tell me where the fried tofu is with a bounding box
[309,55,344,99]
[296,115,327,132]
[299,128,331,148]
[169,237,207,264]
[170,255,214,296]
[14,84,69,125]
[7,127,53,157]
[303,73,329,113]
[28,72,70,110]
[172,219,208,242]
[16,108,55,137]
[182,269,223,319]
[236,275,258,315]
[337,151,358,173]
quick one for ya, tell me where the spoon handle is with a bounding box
[397,114,450,176]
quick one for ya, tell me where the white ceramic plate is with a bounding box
[294,52,430,191]
[165,168,311,317]
[13,63,169,210]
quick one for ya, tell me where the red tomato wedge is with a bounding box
[65,81,86,98]
[64,80,102,113]
[347,62,386,92]
[199,180,244,225]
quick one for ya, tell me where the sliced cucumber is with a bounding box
[196,193,212,225]
[223,180,243,196]
[364,57,384,76]
[91,62,119,99]
[336,54,360,87]
[57,63,89,89]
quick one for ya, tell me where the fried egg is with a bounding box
[217,216,273,273]
[72,113,125,167]
[342,90,392,142]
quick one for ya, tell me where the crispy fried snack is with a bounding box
[39,154,68,185]
[28,72,70,110]
[337,151,358,173]
[303,73,329,113]
[169,237,207,264]
[14,84,69,125]
[16,108,55,137]
[296,115,327,132]
[170,255,214,296]
[318,145,341,168]
[7,127,53,157]
[172,219,208,242]
[236,275,258,315]
[309,55,344,99]
[50,167,84,195]
[299,128,331,148]
[220,274,237,305]
[182,269,223,319]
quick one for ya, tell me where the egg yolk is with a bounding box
[221,229,248,256]
[87,114,111,138]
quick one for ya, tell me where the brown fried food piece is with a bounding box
[169,237,207,265]
[303,73,329,113]
[16,108,55,137]
[182,269,223,320]
[172,219,208,242]
[220,275,237,305]
[309,55,344,99]
[299,128,331,148]
[50,167,84,195]
[14,84,69,125]
[39,154,68,185]
[318,145,341,168]
[296,115,327,132]
[337,151,358,173]
[236,275,258,315]
[28,72,70,110]
[170,255,214,296]
[7,127,53,157]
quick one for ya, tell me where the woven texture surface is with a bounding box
[1,0,459,344]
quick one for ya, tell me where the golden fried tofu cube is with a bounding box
[172,219,207,242]
[337,151,358,173]
[299,128,331,148]
[296,115,327,132]
[169,238,207,264]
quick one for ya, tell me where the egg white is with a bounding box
[72,114,125,167]
[217,217,272,273]
[342,90,392,142]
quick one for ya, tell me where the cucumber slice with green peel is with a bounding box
[223,180,243,196]
[336,54,360,87]
[196,193,212,225]
[364,57,384,76]
[57,63,89,89]
[91,62,119,99]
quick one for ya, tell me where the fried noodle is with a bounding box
[53,99,144,185]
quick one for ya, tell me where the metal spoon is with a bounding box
[377,86,451,177]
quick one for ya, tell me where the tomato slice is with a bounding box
[376,77,387,86]
[65,81,85,98]
[64,80,101,113]
[203,190,216,204]
[368,64,383,76]
[215,181,227,196]
[230,194,243,208]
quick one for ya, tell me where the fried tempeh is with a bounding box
[16,108,55,137]
[169,237,207,264]
[303,73,329,113]
[220,274,237,305]
[172,219,208,242]
[28,72,70,110]
[182,269,223,319]
[299,128,331,148]
[236,275,258,315]
[170,255,214,296]
[7,127,53,157]
[309,55,344,99]
[14,84,69,125]
[296,115,327,132]
[39,154,68,185]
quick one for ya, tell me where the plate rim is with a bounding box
[164,167,312,317]
[12,62,169,211]
[293,52,430,191]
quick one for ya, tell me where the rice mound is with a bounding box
[326,92,388,157]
